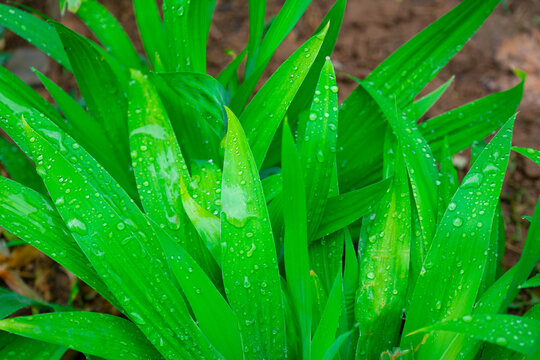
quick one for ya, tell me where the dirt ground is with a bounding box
[1,0,539,316]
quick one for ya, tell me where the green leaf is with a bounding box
[132,0,167,71]
[421,75,524,161]
[0,4,71,69]
[528,334,540,359]
[437,137,459,222]
[299,58,339,241]
[0,65,62,123]
[70,0,142,69]
[246,0,266,73]
[53,22,130,168]
[339,229,359,360]
[411,77,454,120]
[0,331,66,360]
[221,107,286,357]
[476,198,540,315]
[309,230,344,298]
[315,178,391,239]
[513,146,540,167]
[355,135,411,358]
[521,274,540,288]
[163,0,216,73]
[127,69,221,285]
[282,120,311,358]
[127,73,244,360]
[409,314,540,355]
[362,82,439,259]
[337,0,506,192]
[323,327,357,360]
[352,0,500,107]
[455,200,540,359]
[235,24,328,168]
[0,137,45,193]
[241,0,312,101]
[217,48,247,94]
[152,72,226,165]
[32,69,127,195]
[250,0,311,73]
[262,173,283,203]
[0,312,162,360]
[312,274,343,360]
[310,270,328,334]
[0,287,67,320]
[0,176,116,306]
[149,222,243,360]
[287,0,347,121]
[403,115,515,359]
[478,203,504,296]
[23,120,220,359]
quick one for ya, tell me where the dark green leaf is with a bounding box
[0,137,45,193]
[152,72,226,165]
[315,178,391,239]
[282,120,311,358]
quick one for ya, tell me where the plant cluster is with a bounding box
[0,0,539,359]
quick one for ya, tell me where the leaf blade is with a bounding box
[221,107,286,358]
[0,312,162,360]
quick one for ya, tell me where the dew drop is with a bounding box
[453,217,463,227]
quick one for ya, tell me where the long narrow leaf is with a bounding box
[355,138,411,358]
[0,332,66,360]
[0,312,162,360]
[337,0,506,192]
[132,0,167,71]
[299,58,338,241]
[282,121,311,359]
[70,0,142,69]
[312,274,343,360]
[23,120,220,359]
[221,107,286,358]
[315,178,391,239]
[409,314,540,355]
[513,147,540,167]
[0,137,45,193]
[402,116,515,359]
[127,69,220,283]
[0,176,116,306]
[0,4,71,69]
[53,22,130,167]
[235,24,328,168]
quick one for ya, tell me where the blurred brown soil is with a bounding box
[0,0,539,313]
